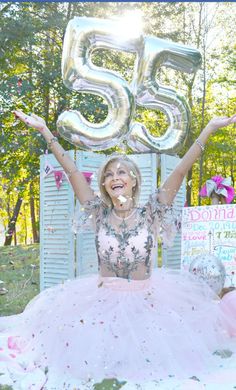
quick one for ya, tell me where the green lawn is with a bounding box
[0,244,40,316]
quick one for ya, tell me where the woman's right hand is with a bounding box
[14,110,47,133]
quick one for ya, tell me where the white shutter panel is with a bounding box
[76,152,106,276]
[40,151,159,286]
[129,154,157,204]
[161,154,186,269]
[76,152,158,276]
[40,152,75,290]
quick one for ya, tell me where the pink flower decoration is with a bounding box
[199,175,235,204]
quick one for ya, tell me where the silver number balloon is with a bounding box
[58,17,201,153]
[128,36,202,153]
[57,17,143,151]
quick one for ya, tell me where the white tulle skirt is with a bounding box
[0,268,236,390]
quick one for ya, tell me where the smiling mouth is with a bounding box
[111,184,124,190]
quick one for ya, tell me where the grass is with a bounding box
[93,379,126,390]
[0,245,127,389]
[0,244,40,316]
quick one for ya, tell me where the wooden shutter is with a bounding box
[130,154,157,204]
[75,152,106,276]
[40,151,159,288]
[160,154,186,269]
[40,151,75,290]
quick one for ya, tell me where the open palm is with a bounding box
[14,110,47,132]
[208,114,236,132]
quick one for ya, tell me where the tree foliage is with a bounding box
[0,2,235,244]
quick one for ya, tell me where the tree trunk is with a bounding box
[66,1,72,20]
[23,203,28,245]
[30,183,39,243]
[14,230,17,246]
[4,196,23,246]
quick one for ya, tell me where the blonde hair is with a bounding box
[98,156,141,207]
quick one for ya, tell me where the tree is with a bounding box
[0,2,236,245]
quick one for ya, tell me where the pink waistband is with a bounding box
[98,276,151,291]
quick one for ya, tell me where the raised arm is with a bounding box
[14,110,95,204]
[158,114,236,206]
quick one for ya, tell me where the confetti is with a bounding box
[117,195,127,203]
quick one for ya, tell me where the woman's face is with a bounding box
[103,161,136,205]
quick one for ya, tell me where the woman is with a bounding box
[0,110,236,389]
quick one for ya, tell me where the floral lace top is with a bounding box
[78,190,178,281]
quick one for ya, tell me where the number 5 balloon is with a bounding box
[57,17,202,153]
[128,36,202,153]
[57,17,143,151]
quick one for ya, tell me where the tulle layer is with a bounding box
[0,268,236,389]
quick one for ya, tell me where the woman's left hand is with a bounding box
[14,110,47,133]
[206,114,236,133]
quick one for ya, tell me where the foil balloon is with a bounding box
[128,36,202,154]
[189,254,226,295]
[57,17,143,151]
[58,17,201,153]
